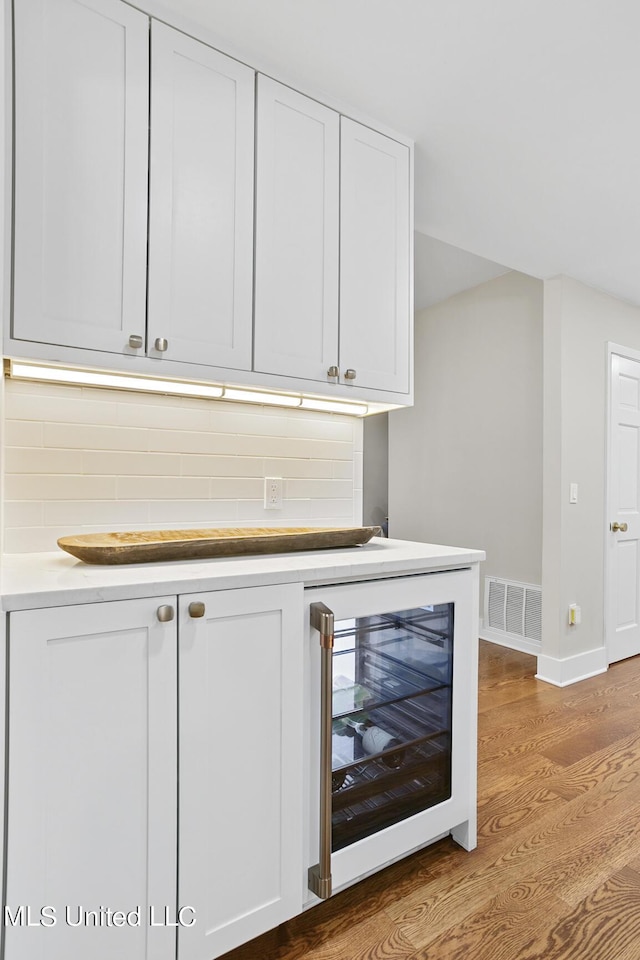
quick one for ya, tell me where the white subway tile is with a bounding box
[280,415,354,442]
[235,499,312,522]
[234,435,353,460]
[180,455,265,478]
[6,380,83,399]
[353,452,364,491]
[353,489,364,526]
[83,451,182,477]
[353,418,364,454]
[148,430,239,455]
[209,478,264,500]
[332,460,354,480]
[286,479,353,500]
[146,500,239,523]
[4,420,44,447]
[263,458,333,479]
[307,499,354,519]
[6,392,116,425]
[264,458,334,479]
[3,501,45,528]
[116,476,210,500]
[44,500,149,527]
[208,409,286,437]
[4,447,84,474]
[44,423,150,452]
[116,400,211,431]
[3,527,62,553]
[5,475,117,501]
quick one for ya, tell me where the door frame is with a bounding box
[604,341,640,663]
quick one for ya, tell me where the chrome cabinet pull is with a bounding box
[344,368,357,381]
[156,604,175,622]
[188,601,206,618]
[308,602,334,900]
[154,337,168,352]
[128,334,143,349]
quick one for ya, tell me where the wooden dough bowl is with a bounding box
[57,526,381,565]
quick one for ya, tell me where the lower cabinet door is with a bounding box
[5,597,178,960]
[178,583,304,960]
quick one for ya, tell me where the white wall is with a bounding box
[362,413,388,530]
[389,271,543,604]
[2,379,363,553]
[540,276,640,682]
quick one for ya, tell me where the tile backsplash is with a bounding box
[2,379,363,553]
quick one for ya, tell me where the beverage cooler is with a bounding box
[304,569,478,901]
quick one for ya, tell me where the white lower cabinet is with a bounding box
[5,596,178,960]
[4,583,304,960]
[177,583,304,960]
[3,566,477,959]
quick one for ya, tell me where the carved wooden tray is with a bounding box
[57,525,381,565]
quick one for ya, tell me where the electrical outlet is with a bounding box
[264,477,283,510]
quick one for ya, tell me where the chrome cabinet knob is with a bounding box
[188,601,206,619]
[157,605,175,622]
[327,365,339,379]
[611,522,629,532]
[154,337,168,353]
[128,334,143,349]
[344,368,357,381]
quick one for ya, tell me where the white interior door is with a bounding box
[607,351,640,663]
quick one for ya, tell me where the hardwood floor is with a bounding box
[223,641,640,960]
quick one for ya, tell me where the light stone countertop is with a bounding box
[0,537,485,611]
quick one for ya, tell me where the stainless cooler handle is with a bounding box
[308,601,334,899]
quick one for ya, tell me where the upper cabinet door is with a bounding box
[340,118,411,394]
[254,75,339,383]
[13,0,149,354]
[148,23,254,371]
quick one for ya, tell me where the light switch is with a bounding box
[569,483,578,504]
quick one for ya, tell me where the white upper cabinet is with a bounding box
[254,76,340,383]
[12,0,149,354]
[340,118,411,394]
[148,22,254,371]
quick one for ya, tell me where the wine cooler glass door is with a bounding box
[306,569,477,900]
[331,602,454,852]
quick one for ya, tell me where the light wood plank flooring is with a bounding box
[223,641,640,960]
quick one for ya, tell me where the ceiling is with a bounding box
[156,0,640,307]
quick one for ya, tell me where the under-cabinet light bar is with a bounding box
[300,397,368,416]
[222,387,301,407]
[7,361,225,399]
[5,360,371,416]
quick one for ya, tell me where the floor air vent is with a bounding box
[483,577,542,653]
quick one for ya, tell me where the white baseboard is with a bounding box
[535,646,608,687]
[479,621,541,657]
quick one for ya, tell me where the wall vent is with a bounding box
[484,577,542,645]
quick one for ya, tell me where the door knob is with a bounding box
[157,604,175,622]
[344,368,357,381]
[128,334,143,349]
[611,522,628,532]
[327,365,339,379]
[154,337,168,352]
[188,601,206,618]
